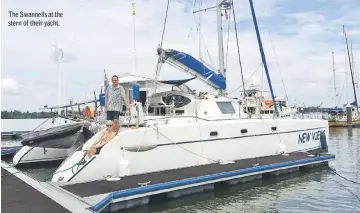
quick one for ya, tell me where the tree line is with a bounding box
[1,110,55,119]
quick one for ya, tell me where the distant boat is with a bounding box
[328,26,360,127]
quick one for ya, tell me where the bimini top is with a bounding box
[158,48,226,90]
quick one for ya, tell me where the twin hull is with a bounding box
[13,132,84,165]
[52,118,328,183]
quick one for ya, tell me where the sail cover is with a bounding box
[159,48,226,90]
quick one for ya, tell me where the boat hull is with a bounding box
[328,119,360,127]
[52,118,328,183]
[13,132,85,166]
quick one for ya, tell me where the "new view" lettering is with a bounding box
[298,130,325,144]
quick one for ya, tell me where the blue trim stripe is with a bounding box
[1,148,21,155]
[91,154,335,212]
[1,131,29,135]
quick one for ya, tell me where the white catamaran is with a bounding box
[52,0,328,183]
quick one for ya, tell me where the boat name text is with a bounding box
[298,130,325,144]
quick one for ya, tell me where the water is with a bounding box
[1,119,360,212]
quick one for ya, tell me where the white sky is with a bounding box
[1,0,360,111]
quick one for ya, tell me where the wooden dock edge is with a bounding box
[1,161,93,213]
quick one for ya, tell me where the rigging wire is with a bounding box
[160,0,170,49]
[150,0,171,96]
[268,32,289,103]
[192,13,216,70]
[231,0,246,98]
[228,62,263,95]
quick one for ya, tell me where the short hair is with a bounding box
[111,75,118,80]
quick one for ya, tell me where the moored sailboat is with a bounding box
[51,0,329,183]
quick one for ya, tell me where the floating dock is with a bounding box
[1,146,22,156]
[1,131,29,139]
[1,152,335,213]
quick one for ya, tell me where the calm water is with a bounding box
[1,119,360,213]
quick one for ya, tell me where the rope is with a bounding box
[192,13,216,70]
[333,178,360,202]
[328,166,360,185]
[96,127,148,181]
[231,0,246,98]
[149,125,220,163]
[49,121,89,177]
[228,62,262,95]
[32,117,51,132]
[268,32,289,103]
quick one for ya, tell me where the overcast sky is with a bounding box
[1,0,360,111]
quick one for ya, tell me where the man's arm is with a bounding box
[105,91,108,112]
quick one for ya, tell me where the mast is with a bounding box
[343,25,358,109]
[332,52,337,106]
[350,40,360,100]
[216,0,226,95]
[248,0,278,116]
[198,1,202,60]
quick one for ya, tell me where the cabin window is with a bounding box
[162,95,191,108]
[241,129,247,134]
[175,110,184,115]
[148,106,154,113]
[216,102,235,114]
[155,107,166,115]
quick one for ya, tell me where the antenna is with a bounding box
[332,52,337,107]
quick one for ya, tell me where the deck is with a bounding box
[1,162,93,213]
[61,152,335,212]
[1,152,335,213]
[1,168,70,213]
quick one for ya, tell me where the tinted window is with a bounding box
[216,102,235,114]
[162,95,191,108]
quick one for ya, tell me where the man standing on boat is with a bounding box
[105,75,130,121]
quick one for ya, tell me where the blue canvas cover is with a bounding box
[161,49,226,90]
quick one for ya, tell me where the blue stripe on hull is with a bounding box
[91,154,335,212]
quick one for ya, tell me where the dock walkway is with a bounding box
[1,162,93,213]
[1,152,335,213]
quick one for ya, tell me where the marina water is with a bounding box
[2,119,359,212]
